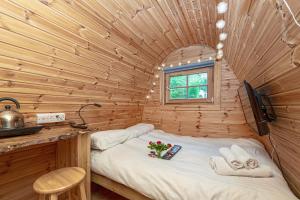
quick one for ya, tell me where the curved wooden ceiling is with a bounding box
[73,0,218,65]
[85,0,216,60]
[224,0,300,85]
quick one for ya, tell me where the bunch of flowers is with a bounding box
[148,140,172,158]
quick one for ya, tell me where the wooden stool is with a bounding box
[33,167,87,200]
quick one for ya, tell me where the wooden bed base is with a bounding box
[91,172,152,200]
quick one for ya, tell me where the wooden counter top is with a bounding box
[0,127,95,154]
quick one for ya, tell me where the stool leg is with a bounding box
[49,194,58,200]
[79,182,87,200]
[39,194,46,200]
[67,190,72,200]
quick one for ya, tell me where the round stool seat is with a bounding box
[33,167,86,195]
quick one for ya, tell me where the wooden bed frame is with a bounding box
[91,172,152,200]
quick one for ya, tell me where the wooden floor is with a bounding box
[92,183,127,200]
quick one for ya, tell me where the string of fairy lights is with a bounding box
[216,1,228,60]
[146,1,228,100]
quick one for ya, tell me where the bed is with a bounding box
[91,130,298,200]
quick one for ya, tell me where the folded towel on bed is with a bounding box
[231,144,259,169]
[219,147,244,170]
[209,156,273,177]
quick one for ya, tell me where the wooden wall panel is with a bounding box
[225,0,300,197]
[0,143,56,200]
[143,45,254,138]
[0,0,156,130]
[0,1,162,200]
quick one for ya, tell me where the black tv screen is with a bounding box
[238,81,269,136]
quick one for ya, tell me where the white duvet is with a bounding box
[91,131,298,200]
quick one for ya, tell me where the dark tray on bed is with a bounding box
[0,126,44,138]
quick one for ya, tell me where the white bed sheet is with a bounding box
[91,131,298,200]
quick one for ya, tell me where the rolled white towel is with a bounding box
[209,156,273,177]
[231,144,259,169]
[219,147,244,170]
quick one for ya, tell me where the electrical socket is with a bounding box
[36,113,65,124]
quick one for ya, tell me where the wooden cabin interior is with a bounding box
[0,0,299,200]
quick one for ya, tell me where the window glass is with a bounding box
[170,75,186,88]
[170,88,187,99]
[188,73,207,86]
[188,87,200,98]
[199,86,208,98]
[165,66,213,103]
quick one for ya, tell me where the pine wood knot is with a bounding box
[132,5,145,18]
[65,0,73,4]
[293,61,300,68]
[78,84,85,90]
[74,46,80,56]
[0,19,10,31]
[6,72,15,77]
[39,0,53,6]
[33,104,39,110]
[105,32,111,39]
[114,48,119,55]
[24,10,33,21]
[7,81,13,87]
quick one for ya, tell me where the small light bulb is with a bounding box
[217,2,228,14]
[155,74,159,78]
[146,95,150,99]
[197,59,201,62]
[219,32,228,41]
[216,42,224,49]
[161,63,165,67]
[153,82,156,86]
[150,89,154,93]
[216,19,225,29]
[209,56,213,60]
[187,60,191,64]
[217,49,224,56]
[157,66,161,70]
[217,54,223,60]
[170,64,173,67]
[178,62,182,65]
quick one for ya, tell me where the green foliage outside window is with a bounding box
[169,72,208,99]
[170,75,186,87]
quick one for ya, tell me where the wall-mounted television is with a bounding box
[238,81,276,136]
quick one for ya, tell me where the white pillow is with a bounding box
[126,123,154,139]
[91,129,130,150]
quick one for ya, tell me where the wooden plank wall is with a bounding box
[0,1,160,200]
[0,0,161,130]
[143,45,254,138]
[224,0,300,197]
[0,143,57,200]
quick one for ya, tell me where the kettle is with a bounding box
[0,97,24,129]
